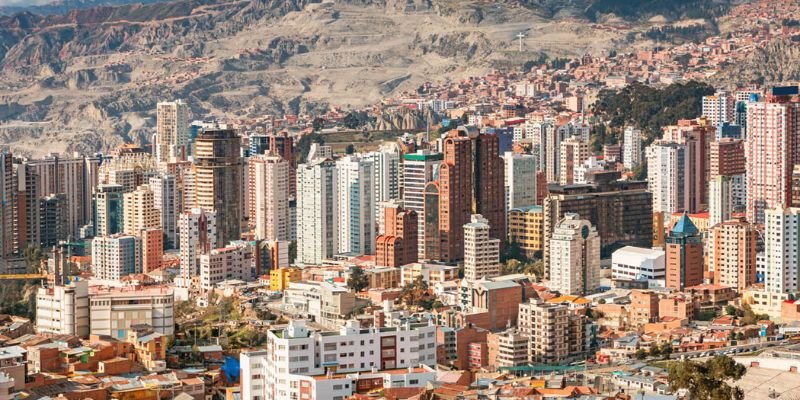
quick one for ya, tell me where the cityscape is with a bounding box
[2,0,800,400]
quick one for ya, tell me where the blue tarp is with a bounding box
[221,356,240,383]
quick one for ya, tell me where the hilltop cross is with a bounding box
[517,32,526,52]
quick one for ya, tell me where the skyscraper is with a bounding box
[543,171,652,270]
[665,213,703,291]
[94,184,124,237]
[647,141,686,217]
[194,129,243,246]
[335,155,375,255]
[375,203,418,268]
[149,175,178,248]
[623,127,642,170]
[92,234,138,281]
[764,207,800,294]
[438,136,473,262]
[707,217,757,292]
[548,213,600,296]
[559,137,589,186]
[710,138,746,211]
[122,184,161,237]
[296,159,337,265]
[708,176,734,228]
[474,134,506,246]
[746,96,800,223]
[463,214,501,282]
[0,151,14,258]
[503,152,537,211]
[702,91,735,126]
[401,151,442,258]
[178,208,217,287]
[155,100,189,163]
[254,154,290,242]
[39,193,68,248]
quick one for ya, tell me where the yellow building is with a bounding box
[508,206,544,259]
[270,267,301,291]
[668,212,709,233]
[127,328,167,372]
[653,212,665,248]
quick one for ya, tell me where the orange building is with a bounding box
[707,217,758,291]
[629,290,659,328]
[375,205,418,267]
[140,228,163,273]
[665,214,704,291]
[437,135,473,262]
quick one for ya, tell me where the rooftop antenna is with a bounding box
[516,32,526,53]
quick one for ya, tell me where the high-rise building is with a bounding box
[463,214,501,282]
[365,147,401,217]
[503,152,537,212]
[253,154,290,241]
[746,96,800,223]
[518,298,588,364]
[548,213,600,295]
[149,175,178,249]
[764,207,800,294]
[710,138,746,212]
[178,208,217,287]
[297,159,337,265]
[710,138,746,178]
[702,92,735,126]
[335,155,375,255]
[22,154,98,238]
[792,165,800,208]
[623,127,642,169]
[0,152,14,259]
[709,176,734,228]
[92,234,138,281]
[375,203,418,268]
[437,136,473,262]
[94,184,124,237]
[559,137,589,186]
[401,151,442,258]
[647,127,707,217]
[507,206,545,260]
[665,214,703,291]
[544,124,568,183]
[474,134,506,246]
[707,217,757,292]
[543,171,652,269]
[39,193,68,248]
[155,100,189,163]
[140,228,163,274]
[194,129,243,246]
[123,184,161,237]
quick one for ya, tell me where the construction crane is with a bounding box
[0,274,47,280]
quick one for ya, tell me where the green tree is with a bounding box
[295,133,325,162]
[668,355,746,400]
[725,304,737,316]
[312,117,324,132]
[347,267,369,292]
[528,260,545,282]
[501,240,527,263]
[650,345,661,357]
[635,348,647,360]
[343,113,360,130]
[345,144,356,154]
[661,344,673,360]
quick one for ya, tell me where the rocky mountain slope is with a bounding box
[0,0,661,155]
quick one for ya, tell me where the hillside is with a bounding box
[0,0,735,155]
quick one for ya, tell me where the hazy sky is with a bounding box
[0,0,53,5]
